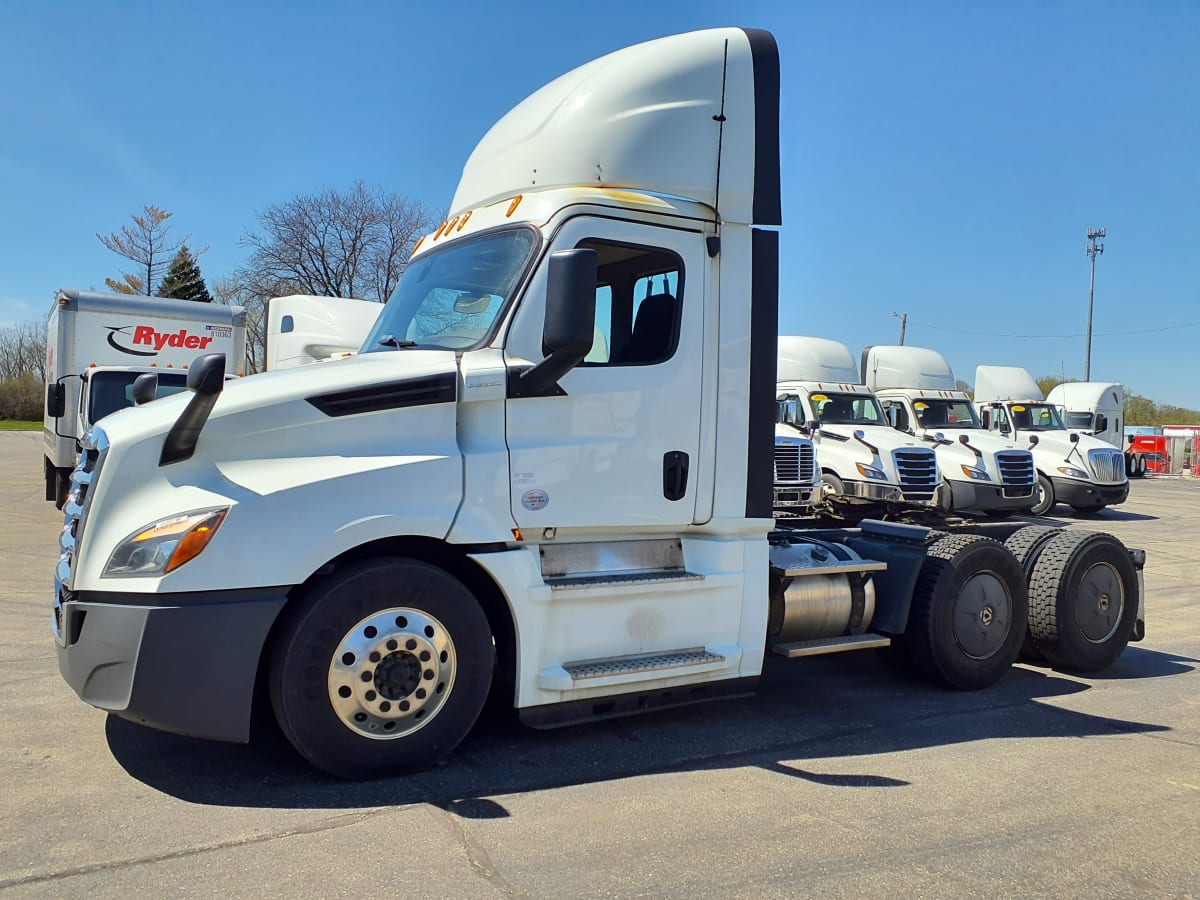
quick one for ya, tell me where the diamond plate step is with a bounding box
[546,570,703,591]
[563,647,725,680]
[771,634,892,658]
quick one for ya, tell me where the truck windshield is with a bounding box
[87,371,190,423]
[363,227,538,353]
[811,392,884,426]
[1064,411,1094,429]
[912,398,981,430]
[1008,403,1065,431]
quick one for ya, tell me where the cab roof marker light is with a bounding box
[456,211,472,231]
[411,235,426,258]
[506,195,523,217]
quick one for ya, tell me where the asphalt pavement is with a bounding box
[1,431,1197,898]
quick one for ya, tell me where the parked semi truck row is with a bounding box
[52,28,1145,779]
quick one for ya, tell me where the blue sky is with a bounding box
[2,1,1196,405]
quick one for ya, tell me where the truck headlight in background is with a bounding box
[103,508,229,577]
[855,463,889,481]
[1057,466,1089,480]
[959,465,992,482]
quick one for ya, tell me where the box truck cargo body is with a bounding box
[43,290,246,506]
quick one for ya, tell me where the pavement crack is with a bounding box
[0,808,393,890]
[434,805,526,898]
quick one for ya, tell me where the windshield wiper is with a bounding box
[377,334,418,349]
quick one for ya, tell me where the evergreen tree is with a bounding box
[158,246,213,302]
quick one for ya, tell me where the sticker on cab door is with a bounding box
[521,489,549,511]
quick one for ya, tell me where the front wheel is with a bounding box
[269,558,494,779]
[1030,473,1055,516]
[820,471,846,499]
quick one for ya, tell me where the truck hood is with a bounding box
[817,424,924,454]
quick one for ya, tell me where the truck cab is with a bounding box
[975,366,1128,515]
[777,336,944,508]
[863,345,1035,516]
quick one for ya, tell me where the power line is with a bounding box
[905,320,1200,340]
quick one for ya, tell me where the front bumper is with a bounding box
[55,587,288,743]
[1050,477,1129,510]
[774,484,819,509]
[949,480,1035,513]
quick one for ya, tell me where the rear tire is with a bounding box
[1027,531,1139,672]
[1030,473,1055,516]
[269,558,494,779]
[1003,526,1060,662]
[905,535,1028,690]
[1136,456,1147,477]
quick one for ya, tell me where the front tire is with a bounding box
[1030,473,1055,516]
[269,558,494,779]
[1027,531,1139,672]
[905,535,1028,690]
[820,471,846,499]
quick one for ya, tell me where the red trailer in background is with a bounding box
[1128,435,1188,475]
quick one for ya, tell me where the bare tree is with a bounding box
[97,205,186,297]
[212,273,269,374]
[241,182,436,303]
[0,320,48,382]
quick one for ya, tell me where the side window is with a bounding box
[578,240,683,367]
[995,406,1011,433]
[884,401,909,431]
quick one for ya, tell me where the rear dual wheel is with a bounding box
[905,535,1028,690]
[269,558,494,779]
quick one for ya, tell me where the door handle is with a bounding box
[663,451,689,501]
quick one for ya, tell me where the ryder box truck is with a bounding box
[52,29,1145,779]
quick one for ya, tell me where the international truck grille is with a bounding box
[53,428,108,643]
[893,447,938,502]
[1088,448,1126,484]
[774,442,816,485]
[995,450,1035,486]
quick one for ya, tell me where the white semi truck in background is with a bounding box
[776,336,947,510]
[1044,381,1151,477]
[52,29,1144,779]
[265,294,383,371]
[863,345,1037,516]
[43,289,247,507]
[974,366,1129,515]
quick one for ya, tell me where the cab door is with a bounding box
[504,216,708,531]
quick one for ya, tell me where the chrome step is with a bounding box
[771,634,891,658]
[563,647,725,680]
[546,570,704,591]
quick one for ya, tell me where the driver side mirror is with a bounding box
[519,249,598,396]
[885,406,901,429]
[46,383,65,418]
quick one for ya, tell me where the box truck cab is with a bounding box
[974,366,1128,515]
[52,29,1144,779]
[43,290,247,507]
[1044,381,1152,477]
[862,346,1036,516]
[777,336,944,508]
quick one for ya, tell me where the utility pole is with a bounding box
[892,312,907,345]
[1085,227,1106,381]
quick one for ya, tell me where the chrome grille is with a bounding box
[1088,448,1127,485]
[995,450,1035,486]
[774,440,816,485]
[53,427,108,644]
[893,447,938,501]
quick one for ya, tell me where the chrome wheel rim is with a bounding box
[953,571,1012,660]
[328,608,456,740]
[1077,562,1125,643]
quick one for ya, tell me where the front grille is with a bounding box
[1088,448,1126,484]
[893,447,938,501]
[53,428,108,643]
[996,450,1035,486]
[774,441,816,485]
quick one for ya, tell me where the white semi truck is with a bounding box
[52,29,1144,779]
[974,366,1129,515]
[863,345,1036,516]
[43,289,247,507]
[1044,381,1150,477]
[265,295,383,371]
[776,336,947,510]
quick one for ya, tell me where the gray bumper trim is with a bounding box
[56,587,289,743]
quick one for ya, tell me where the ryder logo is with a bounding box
[105,325,215,357]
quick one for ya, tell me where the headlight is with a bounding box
[855,463,889,481]
[1057,466,1089,479]
[104,508,229,577]
[959,465,992,482]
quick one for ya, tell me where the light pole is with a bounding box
[1085,227,1106,381]
[892,312,907,345]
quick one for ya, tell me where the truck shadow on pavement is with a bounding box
[104,646,1186,814]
